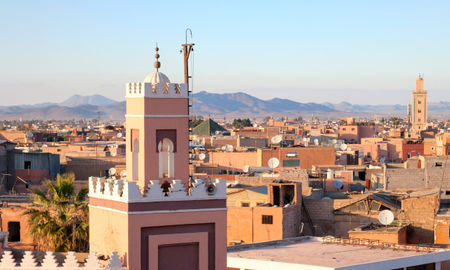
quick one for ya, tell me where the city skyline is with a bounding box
[1,0,449,106]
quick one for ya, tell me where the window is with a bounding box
[418,110,422,113]
[351,128,355,131]
[418,101,422,104]
[342,128,346,131]
[24,161,31,170]
[241,202,250,207]
[283,159,300,168]
[286,152,298,158]
[436,162,443,167]
[8,221,20,242]
[262,215,273,224]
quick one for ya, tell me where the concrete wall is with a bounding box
[434,215,450,245]
[209,152,258,171]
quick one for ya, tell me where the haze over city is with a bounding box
[1,0,450,106]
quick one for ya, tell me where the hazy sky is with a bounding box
[1,0,449,106]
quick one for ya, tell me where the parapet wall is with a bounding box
[89,177,226,203]
[125,82,188,98]
[0,250,125,269]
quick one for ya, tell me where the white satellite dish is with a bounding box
[271,135,282,144]
[243,165,250,173]
[378,209,394,225]
[225,144,234,152]
[340,144,348,151]
[314,138,319,145]
[117,133,123,138]
[119,170,127,179]
[26,132,34,138]
[108,167,117,176]
[111,152,117,157]
[332,139,337,144]
[199,153,206,160]
[268,157,280,169]
[42,144,48,148]
[302,138,308,142]
[347,147,352,151]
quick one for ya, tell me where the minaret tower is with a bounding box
[89,44,227,270]
[125,46,189,188]
[412,74,428,132]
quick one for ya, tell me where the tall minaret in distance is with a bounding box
[412,74,428,132]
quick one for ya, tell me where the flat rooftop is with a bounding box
[227,237,450,270]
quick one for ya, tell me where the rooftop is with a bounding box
[227,237,450,270]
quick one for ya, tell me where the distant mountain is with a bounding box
[0,92,448,120]
[192,91,335,117]
[59,94,117,107]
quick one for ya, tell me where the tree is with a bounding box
[25,173,89,252]
[232,118,252,129]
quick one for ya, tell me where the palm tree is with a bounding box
[25,172,89,252]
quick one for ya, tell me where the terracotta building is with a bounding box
[227,182,302,245]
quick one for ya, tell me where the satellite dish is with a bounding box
[119,170,127,179]
[271,135,282,144]
[26,132,34,138]
[199,153,206,160]
[111,152,117,157]
[332,139,337,144]
[347,147,352,151]
[340,144,348,151]
[378,210,394,225]
[333,179,344,189]
[108,167,117,177]
[42,144,48,148]
[302,138,308,142]
[117,133,123,138]
[243,165,250,173]
[314,138,319,145]
[268,157,280,169]
[225,144,234,152]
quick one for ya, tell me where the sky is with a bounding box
[0,0,449,106]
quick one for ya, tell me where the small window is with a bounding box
[286,152,298,158]
[418,118,421,122]
[262,215,273,224]
[351,128,355,131]
[418,110,422,113]
[8,221,20,242]
[436,162,443,167]
[24,161,31,170]
[418,101,422,104]
[445,191,450,195]
[241,202,250,207]
[342,128,346,131]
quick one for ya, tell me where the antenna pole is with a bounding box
[182,28,195,86]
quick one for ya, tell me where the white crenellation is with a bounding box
[40,252,58,268]
[125,82,188,98]
[89,177,227,203]
[0,251,126,269]
[20,251,37,268]
[0,250,17,268]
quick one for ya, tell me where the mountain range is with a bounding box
[0,92,448,120]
